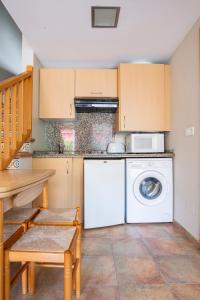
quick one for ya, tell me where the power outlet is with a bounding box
[185,127,195,136]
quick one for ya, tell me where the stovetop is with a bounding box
[81,150,107,155]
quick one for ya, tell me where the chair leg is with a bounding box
[75,225,81,297]
[28,262,35,295]
[64,252,72,300]
[21,261,28,294]
[4,250,10,300]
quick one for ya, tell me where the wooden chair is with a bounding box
[31,207,81,296]
[4,225,79,300]
[32,207,80,226]
[4,207,40,295]
[4,224,24,250]
[4,207,40,230]
[3,224,28,296]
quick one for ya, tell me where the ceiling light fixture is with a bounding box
[91,6,120,28]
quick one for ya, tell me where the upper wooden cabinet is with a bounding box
[117,64,171,131]
[75,69,117,98]
[40,69,75,119]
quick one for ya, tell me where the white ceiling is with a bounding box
[2,0,200,68]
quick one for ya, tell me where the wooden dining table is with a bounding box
[0,169,55,300]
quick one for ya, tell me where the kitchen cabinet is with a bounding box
[72,157,84,217]
[117,64,171,131]
[40,69,75,119]
[32,157,84,220]
[75,69,117,98]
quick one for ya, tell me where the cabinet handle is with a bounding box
[66,160,69,175]
[123,115,126,130]
[70,104,72,116]
[90,91,103,95]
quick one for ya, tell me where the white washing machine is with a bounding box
[126,158,173,223]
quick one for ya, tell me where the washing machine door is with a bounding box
[134,171,167,206]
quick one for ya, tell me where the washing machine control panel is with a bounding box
[126,159,172,169]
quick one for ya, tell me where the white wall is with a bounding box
[32,55,46,151]
[22,36,34,71]
[0,67,12,81]
[21,36,46,150]
[166,18,200,240]
[0,0,22,74]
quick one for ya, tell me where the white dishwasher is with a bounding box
[84,159,125,229]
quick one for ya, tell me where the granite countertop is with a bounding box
[33,151,174,158]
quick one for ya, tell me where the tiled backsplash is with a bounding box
[44,113,116,152]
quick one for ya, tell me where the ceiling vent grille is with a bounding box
[91,6,120,28]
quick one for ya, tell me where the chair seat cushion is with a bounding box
[4,207,39,224]
[11,226,76,253]
[33,208,77,224]
[4,224,22,243]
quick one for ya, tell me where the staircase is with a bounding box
[0,66,33,171]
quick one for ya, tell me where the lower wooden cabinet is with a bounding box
[32,157,84,221]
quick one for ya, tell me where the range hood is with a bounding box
[75,98,118,113]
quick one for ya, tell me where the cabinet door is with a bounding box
[72,158,84,222]
[75,69,117,98]
[40,69,75,119]
[163,65,171,131]
[118,64,171,131]
[32,158,73,208]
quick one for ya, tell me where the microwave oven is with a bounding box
[126,133,164,153]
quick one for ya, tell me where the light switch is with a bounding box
[185,127,195,136]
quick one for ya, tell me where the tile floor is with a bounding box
[11,223,200,300]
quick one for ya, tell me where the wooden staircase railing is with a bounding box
[0,66,33,171]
